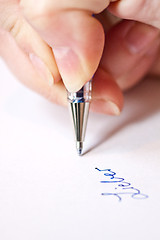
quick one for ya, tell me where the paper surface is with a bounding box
[0,58,160,240]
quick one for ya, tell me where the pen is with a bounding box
[67,80,92,155]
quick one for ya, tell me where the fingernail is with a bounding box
[124,23,159,54]
[92,99,121,115]
[53,47,85,92]
[29,53,54,86]
[107,101,121,115]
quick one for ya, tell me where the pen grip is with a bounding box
[67,80,92,103]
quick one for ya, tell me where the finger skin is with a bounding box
[150,54,160,76]
[99,20,160,90]
[20,6,105,92]
[117,41,160,90]
[19,0,118,92]
[0,0,123,116]
[0,28,123,115]
[20,0,115,17]
[109,0,160,29]
[0,0,60,85]
[1,0,160,117]
[91,68,123,115]
[0,29,66,106]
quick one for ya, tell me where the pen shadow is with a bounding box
[85,77,160,154]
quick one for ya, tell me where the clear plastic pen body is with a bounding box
[67,80,92,103]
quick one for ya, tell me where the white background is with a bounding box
[0,58,160,240]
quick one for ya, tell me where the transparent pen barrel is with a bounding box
[67,80,92,103]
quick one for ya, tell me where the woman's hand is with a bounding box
[0,0,159,115]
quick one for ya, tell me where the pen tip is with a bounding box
[76,141,83,156]
[77,148,82,156]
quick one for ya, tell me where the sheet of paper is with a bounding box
[0,59,160,240]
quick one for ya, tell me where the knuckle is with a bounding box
[1,13,22,39]
[8,18,23,39]
[0,3,23,39]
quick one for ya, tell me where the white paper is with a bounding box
[0,59,160,240]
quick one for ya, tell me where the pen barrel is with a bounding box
[67,80,92,103]
[70,101,90,143]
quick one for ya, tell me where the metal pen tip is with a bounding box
[77,148,82,156]
[77,141,83,156]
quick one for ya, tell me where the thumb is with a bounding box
[20,6,105,92]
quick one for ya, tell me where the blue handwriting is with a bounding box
[95,168,148,202]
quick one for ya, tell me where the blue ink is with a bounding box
[95,168,148,202]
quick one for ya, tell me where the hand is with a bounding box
[106,0,160,89]
[0,0,159,116]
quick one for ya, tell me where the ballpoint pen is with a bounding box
[67,80,92,155]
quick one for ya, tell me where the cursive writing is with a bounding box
[95,168,148,202]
